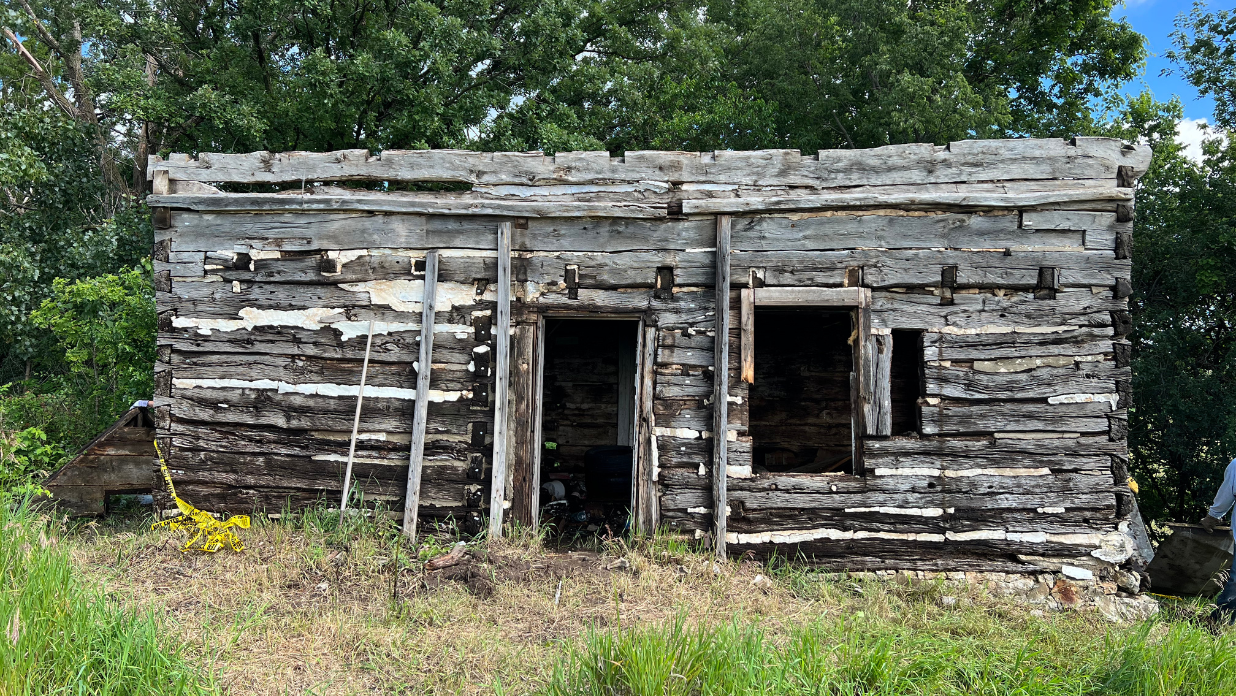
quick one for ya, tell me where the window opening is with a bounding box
[750,309,855,475]
[890,330,925,435]
[538,319,639,542]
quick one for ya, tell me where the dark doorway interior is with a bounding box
[750,309,855,474]
[890,329,925,435]
[538,319,639,539]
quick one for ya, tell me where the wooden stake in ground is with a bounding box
[340,320,376,523]
[403,251,439,539]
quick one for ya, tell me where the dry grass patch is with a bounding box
[62,508,1223,695]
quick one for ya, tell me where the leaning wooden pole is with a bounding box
[488,222,513,539]
[339,320,376,523]
[403,251,439,539]
[713,215,731,561]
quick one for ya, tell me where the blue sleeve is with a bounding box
[1208,459,1236,519]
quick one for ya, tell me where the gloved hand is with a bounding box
[1202,515,1224,533]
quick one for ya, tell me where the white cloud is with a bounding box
[1177,117,1228,163]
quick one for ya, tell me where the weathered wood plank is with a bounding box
[740,289,754,383]
[149,139,1150,187]
[150,192,668,218]
[870,289,1124,331]
[752,287,868,306]
[684,186,1132,214]
[919,401,1115,434]
[736,250,1129,289]
[866,333,892,436]
[713,216,731,559]
[403,250,438,538]
[732,213,1084,252]
[167,211,714,253]
[924,362,1121,400]
[196,248,1130,291]
[662,486,1116,513]
[662,469,1116,496]
[507,322,538,528]
[863,434,1127,463]
[489,222,512,538]
[166,389,474,432]
[635,325,659,534]
[922,327,1115,360]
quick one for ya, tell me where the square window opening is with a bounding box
[750,308,855,475]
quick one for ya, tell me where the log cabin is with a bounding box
[147,138,1149,574]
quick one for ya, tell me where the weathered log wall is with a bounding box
[150,137,1145,573]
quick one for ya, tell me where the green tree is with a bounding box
[495,0,1148,152]
[1128,3,1236,523]
[25,264,156,439]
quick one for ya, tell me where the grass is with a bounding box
[0,497,212,695]
[547,613,1236,695]
[7,501,1229,695]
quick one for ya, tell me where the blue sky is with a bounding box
[1113,0,1234,121]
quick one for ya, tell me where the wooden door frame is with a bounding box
[525,312,647,533]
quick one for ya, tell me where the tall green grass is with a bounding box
[545,613,1236,696]
[0,498,212,695]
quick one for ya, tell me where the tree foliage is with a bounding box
[1129,5,1236,522]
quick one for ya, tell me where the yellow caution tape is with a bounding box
[1128,477,1139,494]
[151,440,249,553]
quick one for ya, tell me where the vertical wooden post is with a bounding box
[713,215,731,560]
[507,322,538,528]
[403,251,438,539]
[635,324,659,535]
[530,314,547,532]
[740,288,754,384]
[489,222,513,538]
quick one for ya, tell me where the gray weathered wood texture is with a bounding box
[403,250,438,539]
[489,222,512,538]
[149,138,1150,187]
[713,215,731,559]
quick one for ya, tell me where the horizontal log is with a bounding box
[168,211,714,253]
[870,289,1124,331]
[169,352,476,391]
[166,388,477,433]
[149,139,1150,187]
[728,507,1117,535]
[166,418,479,461]
[685,186,1132,214]
[863,435,1126,460]
[174,247,1129,292]
[922,327,1115,360]
[149,192,668,218]
[661,468,1115,497]
[162,324,489,362]
[731,212,1083,252]
[661,486,1115,512]
[737,250,1128,289]
[919,401,1114,434]
[924,362,1122,400]
[155,481,478,518]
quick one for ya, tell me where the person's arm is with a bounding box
[1204,459,1236,530]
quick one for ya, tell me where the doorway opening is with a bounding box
[537,318,640,541]
[749,309,855,475]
